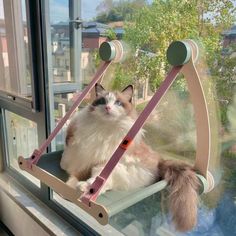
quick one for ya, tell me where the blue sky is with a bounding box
[50,0,106,23]
[81,0,103,21]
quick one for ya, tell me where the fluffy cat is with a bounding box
[60,84,200,232]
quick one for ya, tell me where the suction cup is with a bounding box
[167,40,199,66]
[99,40,130,63]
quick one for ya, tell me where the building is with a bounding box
[51,21,124,85]
[222,25,236,48]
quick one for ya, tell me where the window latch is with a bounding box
[70,17,83,29]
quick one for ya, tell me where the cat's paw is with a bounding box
[76,181,109,195]
[66,176,78,189]
[76,181,90,193]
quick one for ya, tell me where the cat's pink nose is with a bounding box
[105,105,111,111]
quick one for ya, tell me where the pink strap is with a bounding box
[80,65,183,205]
[28,61,112,166]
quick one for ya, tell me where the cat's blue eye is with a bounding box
[115,100,123,106]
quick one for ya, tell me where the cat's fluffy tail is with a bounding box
[158,159,200,232]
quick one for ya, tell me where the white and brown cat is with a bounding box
[60,84,199,232]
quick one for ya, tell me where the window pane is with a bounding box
[80,0,196,161]
[53,90,91,151]
[4,110,40,187]
[0,0,32,100]
[50,0,80,84]
[51,18,71,84]
[78,1,235,235]
[42,0,236,234]
[44,0,82,151]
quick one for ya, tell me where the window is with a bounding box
[0,0,46,186]
[0,0,39,110]
[43,0,82,152]
[4,110,40,186]
[44,0,236,234]
[0,0,236,235]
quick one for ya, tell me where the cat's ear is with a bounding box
[95,83,106,97]
[121,85,133,102]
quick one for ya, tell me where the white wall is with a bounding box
[0,190,49,236]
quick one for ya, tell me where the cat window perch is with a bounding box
[18,39,215,225]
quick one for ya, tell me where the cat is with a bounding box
[60,83,200,232]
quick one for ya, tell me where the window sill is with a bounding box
[0,172,81,236]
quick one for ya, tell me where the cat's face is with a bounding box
[89,84,135,121]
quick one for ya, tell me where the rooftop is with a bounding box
[51,21,124,39]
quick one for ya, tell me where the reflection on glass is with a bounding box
[0,0,32,99]
[51,21,71,83]
[53,91,91,151]
[50,0,74,84]
[47,0,82,151]
[54,92,74,150]
[5,110,40,187]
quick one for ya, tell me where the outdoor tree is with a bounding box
[123,0,235,89]
[113,0,235,162]
[212,43,236,127]
[94,0,236,128]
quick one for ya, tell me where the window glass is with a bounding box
[4,110,40,187]
[80,0,196,162]
[50,0,81,85]
[53,92,91,150]
[51,19,71,84]
[73,1,236,234]
[42,0,236,234]
[0,0,32,100]
[45,0,82,151]
[50,0,69,84]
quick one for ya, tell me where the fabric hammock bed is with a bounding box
[18,39,215,225]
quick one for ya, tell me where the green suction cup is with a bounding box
[167,40,192,66]
[99,42,116,62]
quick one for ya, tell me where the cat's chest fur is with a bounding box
[61,108,142,174]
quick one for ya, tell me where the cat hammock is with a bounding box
[18,39,214,225]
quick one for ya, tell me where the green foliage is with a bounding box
[125,0,235,63]
[112,64,133,90]
[123,0,235,125]
[91,49,101,68]
[95,0,236,128]
[211,44,236,126]
[106,28,117,40]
